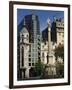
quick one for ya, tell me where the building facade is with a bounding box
[19,18,30,79]
[30,14,41,65]
[17,15,64,80]
[17,13,41,80]
[56,19,64,46]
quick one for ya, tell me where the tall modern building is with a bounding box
[17,13,41,80]
[28,13,41,65]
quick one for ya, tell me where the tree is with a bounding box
[56,61,64,78]
[34,60,45,76]
[54,44,64,61]
[54,44,64,77]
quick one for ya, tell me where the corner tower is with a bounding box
[20,18,30,79]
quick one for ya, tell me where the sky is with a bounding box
[17,9,64,31]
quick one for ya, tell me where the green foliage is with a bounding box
[34,60,44,76]
[56,61,64,77]
[54,44,64,78]
[54,45,64,61]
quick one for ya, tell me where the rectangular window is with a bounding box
[59,33,61,35]
[32,63,34,66]
[29,58,31,62]
[29,54,31,57]
[22,47,24,67]
[29,63,31,66]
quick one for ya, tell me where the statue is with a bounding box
[47,18,51,28]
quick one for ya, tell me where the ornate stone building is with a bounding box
[56,18,64,46]
[19,18,30,79]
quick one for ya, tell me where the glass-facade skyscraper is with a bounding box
[24,13,41,65]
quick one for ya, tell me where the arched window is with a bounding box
[22,46,24,67]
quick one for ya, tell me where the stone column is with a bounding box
[48,23,51,55]
[22,71,24,79]
[47,18,53,75]
[25,68,29,78]
[47,18,56,76]
[47,18,52,55]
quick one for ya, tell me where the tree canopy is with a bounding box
[34,60,44,76]
[54,44,64,61]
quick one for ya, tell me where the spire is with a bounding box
[23,17,26,27]
[21,17,29,34]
